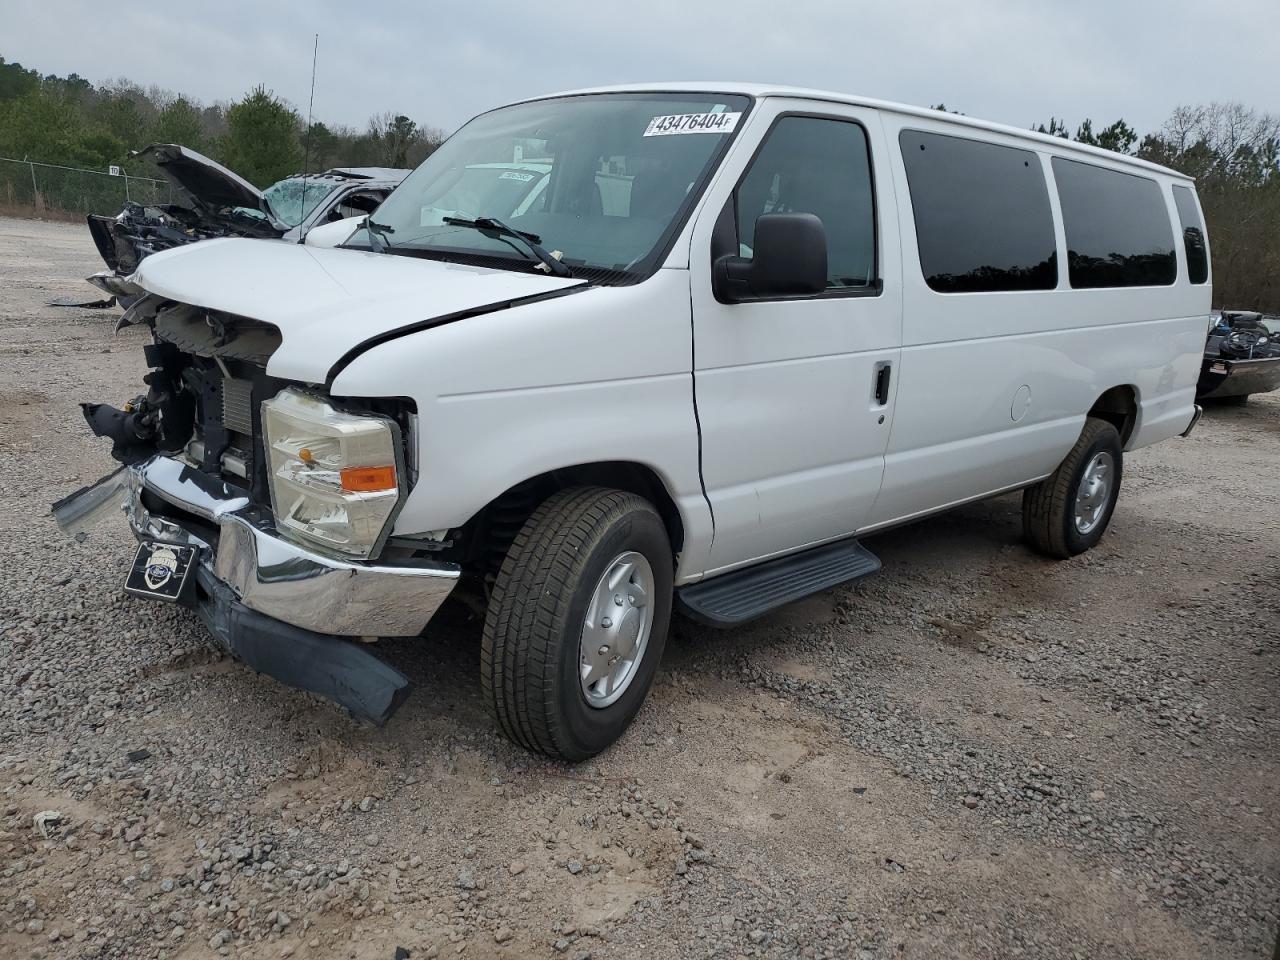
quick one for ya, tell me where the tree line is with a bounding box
[0,56,446,188]
[1,56,1276,311]
[1031,105,1279,312]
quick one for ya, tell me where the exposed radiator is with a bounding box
[221,377,255,436]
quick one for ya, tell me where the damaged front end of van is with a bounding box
[55,272,464,726]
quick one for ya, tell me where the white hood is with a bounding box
[130,238,587,383]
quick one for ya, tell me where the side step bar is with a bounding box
[676,539,881,627]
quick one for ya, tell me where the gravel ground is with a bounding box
[1,216,1277,960]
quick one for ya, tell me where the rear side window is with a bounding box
[1051,158,1176,288]
[1172,184,1209,284]
[735,116,876,289]
[899,130,1057,293]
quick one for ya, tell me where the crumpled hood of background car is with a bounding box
[130,237,587,383]
[136,143,277,222]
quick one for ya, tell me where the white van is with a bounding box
[71,84,1211,760]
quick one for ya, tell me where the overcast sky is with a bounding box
[7,0,1279,138]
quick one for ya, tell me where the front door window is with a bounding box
[734,116,877,290]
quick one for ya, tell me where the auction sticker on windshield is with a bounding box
[643,112,742,137]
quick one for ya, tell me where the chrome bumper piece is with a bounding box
[126,456,459,637]
[1180,404,1204,438]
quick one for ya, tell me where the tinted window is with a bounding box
[1172,184,1209,284]
[899,130,1056,293]
[736,116,875,289]
[1052,158,1176,288]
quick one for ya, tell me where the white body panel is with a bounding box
[682,99,903,574]
[864,109,1208,527]
[125,84,1211,588]
[130,238,584,384]
[301,215,364,249]
[331,273,713,581]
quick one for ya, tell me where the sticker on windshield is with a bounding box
[499,171,536,182]
[643,112,742,137]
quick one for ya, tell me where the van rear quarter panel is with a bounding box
[868,110,1209,527]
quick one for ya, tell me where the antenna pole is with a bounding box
[299,34,319,240]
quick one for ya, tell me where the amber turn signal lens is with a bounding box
[339,465,397,492]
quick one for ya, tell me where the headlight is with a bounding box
[261,388,403,558]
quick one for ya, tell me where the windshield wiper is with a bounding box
[442,215,572,277]
[365,217,395,254]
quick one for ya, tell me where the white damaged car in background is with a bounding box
[85,143,407,304]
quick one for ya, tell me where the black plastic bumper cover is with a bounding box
[194,565,412,725]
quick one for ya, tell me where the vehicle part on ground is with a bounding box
[47,293,116,309]
[51,468,129,537]
[677,539,881,627]
[481,487,673,761]
[1022,418,1124,559]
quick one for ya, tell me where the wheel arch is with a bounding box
[1088,384,1139,447]
[460,460,687,579]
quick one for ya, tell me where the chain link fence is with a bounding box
[0,157,173,221]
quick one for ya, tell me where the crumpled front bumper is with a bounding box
[121,455,460,723]
[127,456,459,637]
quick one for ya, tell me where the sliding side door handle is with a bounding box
[873,361,893,407]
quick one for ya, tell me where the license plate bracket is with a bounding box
[124,540,198,603]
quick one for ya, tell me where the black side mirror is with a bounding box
[713,212,827,302]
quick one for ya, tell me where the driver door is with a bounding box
[687,102,902,576]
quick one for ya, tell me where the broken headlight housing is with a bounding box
[261,388,404,558]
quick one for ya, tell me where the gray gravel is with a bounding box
[1,216,1277,959]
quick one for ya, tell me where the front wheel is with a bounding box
[1023,417,1123,559]
[481,487,673,761]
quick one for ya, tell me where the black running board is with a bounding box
[676,539,881,627]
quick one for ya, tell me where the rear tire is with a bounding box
[1023,417,1123,559]
[481,487,673,761]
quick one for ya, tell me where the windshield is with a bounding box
[360,93,751,280]
[261,177,339,227]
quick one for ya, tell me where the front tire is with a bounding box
[1023,417,1123,559]
[481,487,673,761]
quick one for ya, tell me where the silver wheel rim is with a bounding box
[579,551,653,709]
[1074,451,1114,534]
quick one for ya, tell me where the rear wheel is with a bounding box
[1023,418,1123,559]
[481,487,673,761]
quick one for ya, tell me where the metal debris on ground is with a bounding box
[33,810,63,838]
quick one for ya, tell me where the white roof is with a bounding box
[518,82,1189,181]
